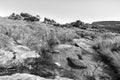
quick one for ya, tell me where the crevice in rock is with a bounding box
[74,43,79,47]
[77,54,83,60]
[67,57,87,69]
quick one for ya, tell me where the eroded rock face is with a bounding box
[0,73,73,80]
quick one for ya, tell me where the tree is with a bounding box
[71,20,84,27]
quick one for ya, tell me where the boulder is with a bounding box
[20,13,32,18]
[52,44,82,70]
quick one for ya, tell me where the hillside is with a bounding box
[0,14,120,80]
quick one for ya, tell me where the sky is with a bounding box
[0,0,120,24]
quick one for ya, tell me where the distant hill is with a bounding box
[92,21,120,26]
[92,21,120,33]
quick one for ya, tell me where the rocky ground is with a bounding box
[0,16,120,80]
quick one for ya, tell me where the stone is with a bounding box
[52,44,82,70]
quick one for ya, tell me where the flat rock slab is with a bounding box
[73,38,95,53]
[0,73,73,80]
[52,45,82,70]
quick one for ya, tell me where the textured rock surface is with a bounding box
[66,57,87,69]
[52,44,82,70]
[0,45,40,68]
[73,38,94,53]
[0,50,14,67]
[0,73,73,80]
[12,45,40,60]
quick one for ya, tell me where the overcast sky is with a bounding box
[0,0,120,23]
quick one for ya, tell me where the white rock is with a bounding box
[12,45,40,60]
[0,73,73,80]
[0,49,14,67]
[55,62,61,67]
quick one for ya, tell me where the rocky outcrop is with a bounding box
[0,73,73,80]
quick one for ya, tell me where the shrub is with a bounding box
[43,18,56,25]
[8,13,22,20]
[71,20,84,28]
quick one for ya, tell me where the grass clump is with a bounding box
[56,28,79,44]
[92,36,120,79]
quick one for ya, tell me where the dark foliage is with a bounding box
[8,13,22,20]
[71,20,84,27]
[24,16,39,22]
[43,18,57,25]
